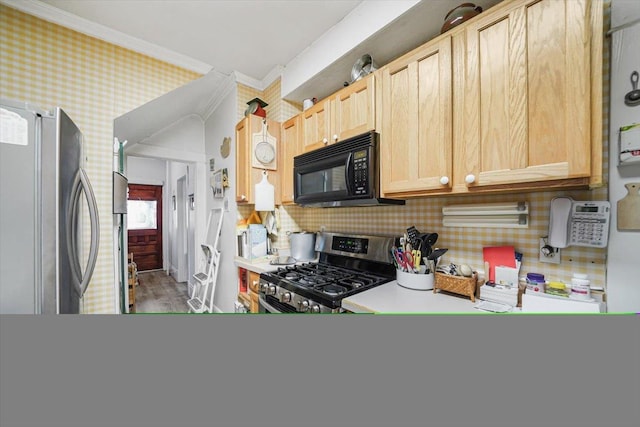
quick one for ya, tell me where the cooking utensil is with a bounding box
[344,54,378,86]
[412,249,422,270]
[441,3,483,34]
[426,248,449,273]
[393,248,409,272]
[406,226,420,246]
[617,182,640,230]
[419,232,438,260]
[403,251,415,271]
[288,231,317,261]
[625,71,640,106]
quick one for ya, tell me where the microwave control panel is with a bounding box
[353,149,369,195]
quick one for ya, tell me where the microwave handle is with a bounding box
[345,152,354,194]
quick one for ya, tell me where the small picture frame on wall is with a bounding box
[211,169,224,199]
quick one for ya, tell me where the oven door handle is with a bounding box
[258,294,282,313]
[344,152,354,195]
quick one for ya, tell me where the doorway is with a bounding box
[127,184,163,271]
[175,175,189,283]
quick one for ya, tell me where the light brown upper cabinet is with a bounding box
[380,36,453,197]
[301,74,376,153]
[378,0,602,197]
[280,115,301,204]
[454,0,601,193]
[235,115,282,205]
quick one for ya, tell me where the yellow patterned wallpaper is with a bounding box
[0,5,201,313]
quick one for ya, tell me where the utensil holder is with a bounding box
[433,272,479,302]
[397,266,434,290]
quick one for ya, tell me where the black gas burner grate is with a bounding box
[318,283,349,296]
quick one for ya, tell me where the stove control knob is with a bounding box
[281,292,291,302]
[268,285,277,295]
[310,305,321,313]
[299,300,309,312]
[260,283,268,293]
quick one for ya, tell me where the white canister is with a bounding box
[303,98,314,110]
[396,266,434,290]
[570,273,591,300]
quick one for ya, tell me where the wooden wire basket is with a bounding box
[433,272,479,302]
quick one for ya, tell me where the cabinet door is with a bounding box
[235,117,251,203]
[301,98,332,153]
[249,290,259,314]
[235,115,282,205]
[333,74,376,142]
[281,116,301,204]
[459,0,591,191]
[380,36,453,196]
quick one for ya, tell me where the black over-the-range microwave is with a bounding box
[293,131,405,208]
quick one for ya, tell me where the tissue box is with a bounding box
[248,224,267,260]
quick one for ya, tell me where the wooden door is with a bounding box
[333,74,376,142]
[127,184,163,271]
[301,98,331,153]
[380,36,453,196]
[281,116,301,204]
[458,0,591,191]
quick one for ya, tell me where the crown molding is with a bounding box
[1,0,213,75]
[201,73,237,120]
[262,65,285,89]
[233,71,264,90]
[233,65,284,91]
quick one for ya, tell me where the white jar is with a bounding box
[570,273,591,300]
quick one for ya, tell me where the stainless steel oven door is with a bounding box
[258,294,280,313]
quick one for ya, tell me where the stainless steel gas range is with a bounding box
[258,232,396,313]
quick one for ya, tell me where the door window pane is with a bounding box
[127,200,157,230]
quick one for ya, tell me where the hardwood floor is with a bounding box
[134,270,190,314]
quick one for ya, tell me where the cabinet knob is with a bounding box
[439,176,449,185]
[333,134,338,141]
[240,194,246,201]
[322,137,328,144]
[465,174,476,185]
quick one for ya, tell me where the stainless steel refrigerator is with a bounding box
[1,98,99,314]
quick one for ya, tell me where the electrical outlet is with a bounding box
[539,238,560,264]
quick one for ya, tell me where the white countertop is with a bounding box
[234,255,318,274]
[234,256,279,274]
[342,281,484,314]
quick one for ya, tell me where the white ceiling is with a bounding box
[38,0,363,80]
[4,0,501,146]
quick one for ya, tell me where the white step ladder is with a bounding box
[187,208,223,313]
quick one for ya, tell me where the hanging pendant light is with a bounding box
[254,170,274,211]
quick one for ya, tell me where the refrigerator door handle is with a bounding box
[66,167,100,297]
